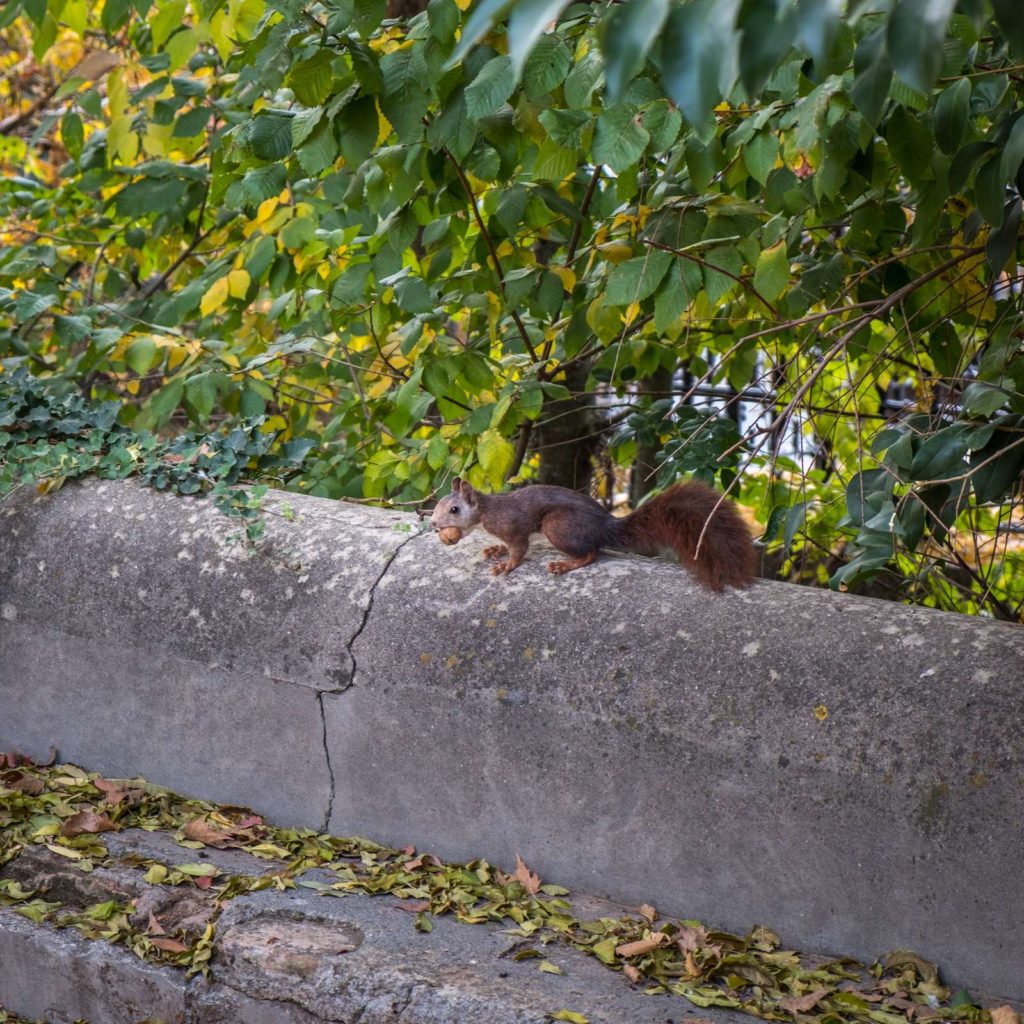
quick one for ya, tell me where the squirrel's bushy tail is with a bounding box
[613,481,757,590]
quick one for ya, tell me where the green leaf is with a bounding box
[850,28,892,127]
[909,425,971,479]
[445,0,515,68]
[507,0,574,78]
[752,240,789,303]
[974,155,1006,226]
[288,52,335,107]
[659,0,739,126]
[999,114,1024,182]
[986,196,1022,273]
[592,106,649,174]
[537,108,589,149]
[934,77,970,156]
[62,111,84,160]
[993,0,1024,58]
[428,0,460,43]
[354,0,385,36]
[125,337,158,376]
[886,107,934,187]
[465,56,516,121]
[961,382,1009,418]
[249,112,294,160]
[605,249,672,305]
[523,34,571,98]
[336,96,378,167]
[600,0,669,104]
[380,48,431,141]
[887,0,956,94]
[237,164,287,205]
[795,0,842,69]
[186,374,217,420]
[477,427,514,488]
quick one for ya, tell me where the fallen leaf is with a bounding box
[883,949,939,983]
[615,934,668,958]
[512,853,541,894]
[550,1012,588,1023]
[147,912,166,936]
[194,874,214,890]
[992,1008,1020,1024]
[538,960,562,975]
[184,818,231,848]
[638,903,657,923]
[623,964,641,983]
[394,899,430,913]
[403,856,424,870]
[149,936,188,953]
[0,770,44,795]
[677,925,709,953]
[60,810,116,836]
[780,989,828,1013]
[235,815,263,829]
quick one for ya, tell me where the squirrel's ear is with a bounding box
[460,480,479,505]
[452,476,464,493]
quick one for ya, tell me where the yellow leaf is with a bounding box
[596,241,633,264]
[200,276,230,316]
[227,268,250,299]
[551,1012,589,1023]
[550,266,576,292]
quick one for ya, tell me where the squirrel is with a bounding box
[430,477,756,590]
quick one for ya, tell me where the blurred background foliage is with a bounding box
[1,0,1023,618]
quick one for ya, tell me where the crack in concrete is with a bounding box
[317,690,336,834]
[343,528,420,689]
[319,528,420,832]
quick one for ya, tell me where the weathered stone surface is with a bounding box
[2,478,1023,1000]
[0,478,411,828]
[0,907,188,1024]
[333,517,1024,1000]
[0,848,755,1024]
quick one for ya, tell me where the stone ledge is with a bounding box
[2,478,1022,999]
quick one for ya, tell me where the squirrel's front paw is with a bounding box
[547,560,572,575]
[482,545,509,561]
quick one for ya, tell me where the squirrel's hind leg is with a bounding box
[482,544,509,561]
[547,551,595,575]
[540,509,603,575]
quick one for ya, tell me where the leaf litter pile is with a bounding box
[0,753,1015,1024]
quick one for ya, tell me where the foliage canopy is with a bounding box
[1,0,1023,617]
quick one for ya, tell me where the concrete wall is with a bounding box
[1,479,1022,999]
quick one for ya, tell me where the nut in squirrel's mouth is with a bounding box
[436,526,463,545]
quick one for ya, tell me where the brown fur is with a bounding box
[613,481,757,590]
[431,478,756,590]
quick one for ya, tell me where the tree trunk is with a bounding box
[535,363,600,492]
[629,365,674,505]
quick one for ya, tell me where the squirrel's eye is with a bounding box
[450,505,460,514]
